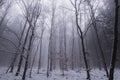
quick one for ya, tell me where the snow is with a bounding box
[0,67,120,80]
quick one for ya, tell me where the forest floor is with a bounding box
[0,67,120,80]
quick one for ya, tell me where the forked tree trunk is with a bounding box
[75,7,91,79]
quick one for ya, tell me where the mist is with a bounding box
[0,0,120,80]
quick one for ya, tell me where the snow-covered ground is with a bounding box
[0,67,120,80]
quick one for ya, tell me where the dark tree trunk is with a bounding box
[75,7,91,79]
[109,0,119,80]
[22,26,35,80]
[81,34,91,80]
[47,49,50,77]
[22,53,29,80]
[16,26,31,76]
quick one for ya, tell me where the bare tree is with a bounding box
[71,18,75,70]
[15,0,41,77]
[70,0,91,79]
[58,16,65,75]
[37,15,46,74]
[58,8,68,75]
[63,10,68,71]
[22,1,41,80]
[85,0,109,77]
[47,0,56,76]
[109,0,119,80]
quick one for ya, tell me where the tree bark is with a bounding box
[109,0,119,80]
[15,25,31,76]
[75,5,91,79]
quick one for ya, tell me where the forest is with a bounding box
[0,0,120,80]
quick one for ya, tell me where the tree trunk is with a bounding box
[22,26,35,80]
[15,25,31,76]
[64,25,68,71]
[22,52,29,80]
[81,34,91,80]
[47,48,50,77]
[71,25,74,70]
[109,0,119,80]
[37,32,43,74]
[75,7,91,79]
[93,25,109,77]
[29,39,39,78]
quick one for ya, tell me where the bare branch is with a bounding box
[69,0,75,8]
[0,36,21,52]
[5,27,20,41]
